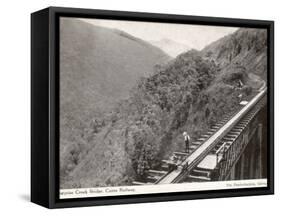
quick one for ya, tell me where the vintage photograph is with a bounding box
[59,17,268,197]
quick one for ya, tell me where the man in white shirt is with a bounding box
[183,131,191,153]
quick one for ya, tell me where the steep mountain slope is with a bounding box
[201,28,267,81]
[60,18,170,184]
[67,50,218,188]
[60,18,170,122]
[150,38,191,57]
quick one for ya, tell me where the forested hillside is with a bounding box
[59,18,170,185]
[202,28,267,81]
[61,27,267,189]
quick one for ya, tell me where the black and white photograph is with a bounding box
[1,0,279,212]
[59,17,269,199]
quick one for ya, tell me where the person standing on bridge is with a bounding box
[183,131,191,153]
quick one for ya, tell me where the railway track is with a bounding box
[132,88,267,185]
[187,93,267,182]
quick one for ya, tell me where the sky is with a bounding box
[81,18,238,50]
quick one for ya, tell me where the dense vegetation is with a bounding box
[59,18,169,185]
[60,27,267,189]
[202,28,267,81]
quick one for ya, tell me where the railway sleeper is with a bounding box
[148,169,168,176]
[212,126,220,130]
[174,151,189,156]
[231,128,242,133]
[187,174,211,182]
[192,141,202,146]
[146,175,161,182]
[228,131,240,136]
[132,181,148,185]
[191,169,211,178]
[223,137,235,142]
[198,137,206,141]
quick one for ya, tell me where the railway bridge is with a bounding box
[133,87,267,185]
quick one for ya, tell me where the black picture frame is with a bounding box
[31,6,274,209]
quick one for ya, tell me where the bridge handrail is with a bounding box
[216,142,227,155]
[181,89,267,170]
[216,142,227,165]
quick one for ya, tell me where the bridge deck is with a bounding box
[197,154,221,170]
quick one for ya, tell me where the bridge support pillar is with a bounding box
[248,123,263,179]
[240,153,245,179]
[230,164,235,179]
[249,146,255,178]
[256,123,263,179]
[227,122,263,180]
